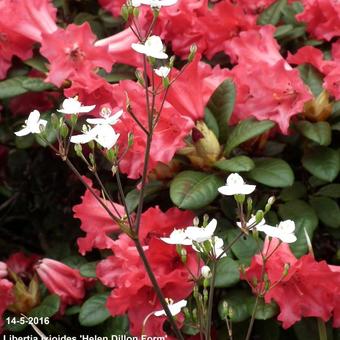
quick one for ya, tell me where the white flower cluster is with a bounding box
[15,98,122,150]
[161,218,226,258]
[219,173,297,243]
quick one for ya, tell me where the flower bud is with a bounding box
[201,265,211,279]
[180,248,187,263]
[60,123,69,138]
[247,197,253,214]
[193,216,199,226]
[51,113,59,129]
[74,144,83,157]
[121,4,129,21]
[283,263,290,277]
[203,288,208,303]
[35,259,85,307]
[169,56,175,68]
[255,210,264,224]
[135,70,145,87]
[193,121,221,165]
[303,90,333,122]
[188,44,197,62]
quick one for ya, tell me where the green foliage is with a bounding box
[79,293,111,326]
[247,158,294,188]
[278,200,318,257]
[295,121,332,146]
[29,295,60,318]
[170,171,223,209]
[214,257,240,288]
[298,64,324,96]
[0,76,55,99]
[214,156,255,172]
[257,0,287,25]
[302,146,340,182]
[207,79,236,143]
[224,119,275,156]
[310,197,340,228]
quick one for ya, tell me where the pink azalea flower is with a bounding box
[40,23,113,86]
[73,177,126,255]
[35,258,85,309]
[0,278,13,334]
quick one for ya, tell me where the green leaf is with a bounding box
[204,108,219,138]
[29,295,60,318]
[79,262,98,278]
[125,181,165,213]
[275,24,294,39]
[214,156,255,172]
[295,121,331,146]
[0,76,54,99]
[214,257,240,288]
[227,229,259,264]
[302,146,340,182]
[246,298,278,320]
[79,293,111,327]
[310,196,340,228]
[170,171,223,210]
[280,182,307,201]
[24,56,48,73]
[101,316,129,337]
[278,200,318,257]
[247,158,294,188]
[257,0,287,25]
[316,184,340,198]
[298,64,324,96]
[224,119,275,156]
[207,79,236,143]
[65,306,81,316]
[218,290,252,322]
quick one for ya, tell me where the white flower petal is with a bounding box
[15,126,32,137]
[154,299,187,317]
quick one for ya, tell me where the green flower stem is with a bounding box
[206,260,217,340]
[317,319,328,340]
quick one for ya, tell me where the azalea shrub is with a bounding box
[0,0,340,339]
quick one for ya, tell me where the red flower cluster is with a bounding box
[243,238,340,328]
[96,207,200,337]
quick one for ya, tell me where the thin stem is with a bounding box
[127,109,149,135]
[245,294,259,340]
[134,239,184,340]
[64,158,121,225]
[206,260,217,340]
[317,319,328,340]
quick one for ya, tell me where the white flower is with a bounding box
[236,215,266,231]
[131,0,178,7]
[70,125,120,149]
[185,219,217,243]
[211,236,226,258]
[160,229,192,245]
[87,108,123,125]
[57,97,96,115]
[257,220,297,243]
[70,125,97,145]
[15,110,47,136]
[94,125,120,149]
[154,299,187,317]
[131,35,168,59]
[218,173,256,196]
[154,66,171,78]
[201,265,211,278]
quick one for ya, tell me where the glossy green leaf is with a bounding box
[302,146,340,182]
[29,295,60,318]
[310,196,340,228]
[214,156,255,172]
[316,184,340,198]
[246,298,278,320]
[224,119,275,156]
[278,200,318,257]
[296,121,331,146]
[257,0,287,25]
[79,293,110,326]
[214,257,240,288]
[298,64,324,96]
[247,158,294,188]
[170,171,223,210]
[207,79,236,143]
[204,107,219,138]
[280,182,307,201]
[79,262,98,278]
